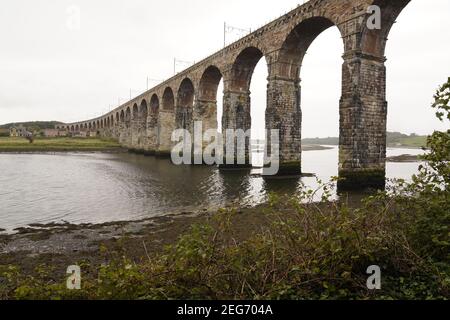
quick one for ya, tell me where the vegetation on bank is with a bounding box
[0,121,63,130]
[0,137,123,152]
[0,79,449,300]
[303,132,429,149]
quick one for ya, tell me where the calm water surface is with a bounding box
[0,147,424,232]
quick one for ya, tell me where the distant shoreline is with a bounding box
[302,145,333,151]
[302,133,428,150]
[0,137,124,153]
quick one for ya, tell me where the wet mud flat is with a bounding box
[0,203,282,279]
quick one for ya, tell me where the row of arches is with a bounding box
[64,0,415,189]
[68,65,225,136]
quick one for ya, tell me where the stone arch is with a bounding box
[361,0,411,58]
[176,78,195,131]
[136,99,149,148]
[125,107,131,127]
[228,46,267,92]
[139,99,148,121]
[162,87,175,111]
[277,16,344,80]
[333,0,410,189]
[266,16,346,175]
[158,87,177,154]
[132,103,139,120]
[198,65,222,102]
[149,94,160,129]
[177,78,195,107]
[145,94,160,152]
[130,104,140,146]
[120,110,125,123]
[196,65,223,145]
[221,46,268,167]
[150,94,160,114]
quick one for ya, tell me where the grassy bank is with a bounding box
[0,137,123,152]
[392,135,428,148]
[302,132,429,149]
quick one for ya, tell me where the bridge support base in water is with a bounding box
[337,169,386,191]
[155,150,172,158]
[277,161,302,176]
[218,164,253,171]
[262,161,302,177]
[218,156,252,170]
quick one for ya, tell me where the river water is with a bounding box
[0,147,424,232]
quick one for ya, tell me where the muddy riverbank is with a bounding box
[0,203,275,278]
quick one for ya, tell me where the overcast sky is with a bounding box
[0,0,449,138]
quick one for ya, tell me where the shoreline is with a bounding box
[0,203,271,277]
[0,148,126,154]
[0,137,124,153]
[386,154,423,163]
[0,209,211,254]
[0,140,425,154]
[0,144,333,154]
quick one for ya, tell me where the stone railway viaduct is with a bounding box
[61,0,411,189]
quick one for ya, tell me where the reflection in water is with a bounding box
[0,147,424,232]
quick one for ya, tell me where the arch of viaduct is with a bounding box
[62,0,411,189]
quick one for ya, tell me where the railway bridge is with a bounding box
[61,0,411,189]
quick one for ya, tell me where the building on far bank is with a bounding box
[42,129,59,137]
[0,128,9,137]
[55,125,67,131]
[43,128,70,137]
[9,127,18,137]
[73,131,88,138]
[9,125,27,137]
[58,130,68,137]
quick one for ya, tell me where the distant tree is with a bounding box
[25,131,34,144]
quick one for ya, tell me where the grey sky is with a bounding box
[0,0,449,138]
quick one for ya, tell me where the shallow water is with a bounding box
[0,147,424,232]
